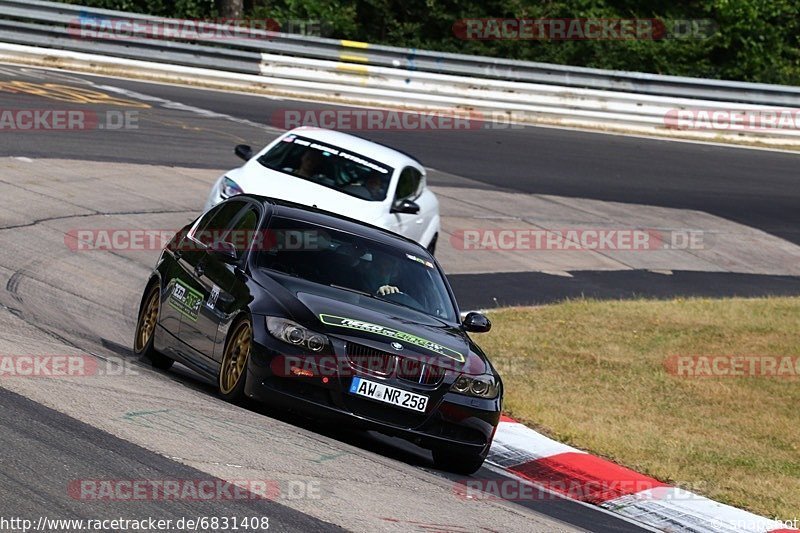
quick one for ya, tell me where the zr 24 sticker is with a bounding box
[168,280,203,322]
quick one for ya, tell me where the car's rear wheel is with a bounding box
[219,316,252,403]
[133,284,174,370]
[432,447,487,475]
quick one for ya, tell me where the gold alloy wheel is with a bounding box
[220,320,252,394]
[135,289,159,352]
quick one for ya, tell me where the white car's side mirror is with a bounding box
[391,199,420,214]
[234,144,253,161]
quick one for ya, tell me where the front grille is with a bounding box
[396,358,446,386]
[346,343,395,376]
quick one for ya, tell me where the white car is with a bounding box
[205,127,440,253]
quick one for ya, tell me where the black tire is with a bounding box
[432,447,487,475]
[218,316,252,403]
[133,283,174,370]
[427,233,438,256]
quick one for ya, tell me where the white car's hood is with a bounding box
[230,163,386,222]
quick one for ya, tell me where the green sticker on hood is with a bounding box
[319,314,465,363]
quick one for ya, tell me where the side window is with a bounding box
[191,201,247,247]
[258,139,294,169]
[395,167,423,202]
[225,205,261,255]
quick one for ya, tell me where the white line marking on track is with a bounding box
[93,84,281,133]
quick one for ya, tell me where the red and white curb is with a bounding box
[486,416,796,533]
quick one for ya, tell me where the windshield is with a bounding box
[257,134,394,201]
[256,216,457,322]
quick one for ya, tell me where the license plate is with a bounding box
[349,377,429,413]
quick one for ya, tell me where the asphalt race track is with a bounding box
[0,387,340,532]
[1,64,799,310]
[0,62,798,532]
[0,80,649,530]
[3,66,800,246]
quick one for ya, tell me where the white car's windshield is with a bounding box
[257,134,394,201]
[256,216,457,322]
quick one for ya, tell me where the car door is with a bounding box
[158,205,228,342]
[169,200,254,370]
[388,166,427,243]
[200,200,263,365]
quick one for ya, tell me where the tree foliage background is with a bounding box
[59,0,800,84]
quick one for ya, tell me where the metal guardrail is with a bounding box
[0,19,262,74]
[1,0,800,147]
[3,0,800,107]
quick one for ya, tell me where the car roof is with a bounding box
[287,127,424,171]
[247,194,431,255]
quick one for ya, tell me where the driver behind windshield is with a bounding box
[291,150,325,179]
[362,252,402,296]
[364,175,385,200]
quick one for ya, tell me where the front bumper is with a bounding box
[244,325,501,454]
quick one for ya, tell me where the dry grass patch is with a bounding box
[482,297,800,518]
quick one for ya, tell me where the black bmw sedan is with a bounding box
[134,195,502,474]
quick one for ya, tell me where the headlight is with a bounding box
[220,177,244,199]
[450,373,499,399]
[266,317,329,352]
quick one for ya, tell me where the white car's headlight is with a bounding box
[220,177,244,199]
[450,373,500,399]
[266,317,329,352]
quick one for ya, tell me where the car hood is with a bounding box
[251,270,487,374]
[230,163,386,222]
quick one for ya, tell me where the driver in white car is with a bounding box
[290,150,325,179]
[365,175,385,200]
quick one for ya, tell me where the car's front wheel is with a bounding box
[133,283,174,370]
[432,446,488,475]
[219,316,252,403]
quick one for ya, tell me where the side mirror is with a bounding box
[210,241,240,264]
[462,312,491,333]
[391,199,420,215]
[234,144,253,161]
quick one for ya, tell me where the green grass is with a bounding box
[481,297,800,518]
